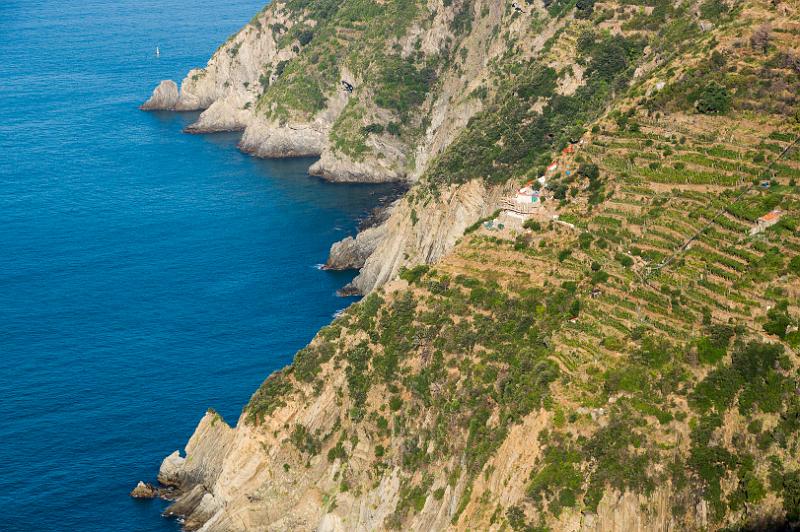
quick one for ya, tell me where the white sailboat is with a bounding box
[155,46,161,58]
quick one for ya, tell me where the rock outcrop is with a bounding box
[140,6,294,131]
[139,0,516,290]
[138,0,499,183]
[130,481,159,499]
[324,224,387,272]
[309,146,408,184]
[157,450,186,488]
[159,410,235,493]
[237,119,325,158]
[148,365,460,531]
[140,80,181,111]
[148,363,708,532]
[333,180,511,295]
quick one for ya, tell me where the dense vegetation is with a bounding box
[426,32,646,186]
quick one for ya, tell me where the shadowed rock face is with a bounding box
[324,231,382,271]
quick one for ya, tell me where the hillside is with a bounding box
[139,0,800,530]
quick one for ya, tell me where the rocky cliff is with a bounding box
[141,0,545,280]
[336,180,511,295]
[142,0,475,182]
[141,0,530,290]
[140,0,800,530]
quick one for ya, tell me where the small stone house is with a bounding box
[749,209,782,236]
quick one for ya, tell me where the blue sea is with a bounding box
[0,1,392,530]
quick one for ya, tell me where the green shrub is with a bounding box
[691,82,731,114]
[523,219,542,231]
[591,270,609,284]
[763,302,792,339]
[527,443,582,515]
[615,253,634,267]
[361,123,384,135]
[327,440,347,462]
[294,341,336,382]
[696,324,734,365]
[247,370,293,424]
[782,471,800,522]
[506,505,531,531]
[788,256,800,275]
[389,395,404,411]
[290,424,321,455]
[699,0,728,19]
[578,162,600,181]
[374,55,436,119]
[574,0,595,19]
[345,342,372,421]
[399,264,430,284]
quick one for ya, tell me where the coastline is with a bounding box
[127,0,800,530]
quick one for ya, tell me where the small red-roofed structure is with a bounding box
[750,209,782,235]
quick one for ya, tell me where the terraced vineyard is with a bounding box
[376,146,800,524]
[551,116,800,362]
[391,114,800,527]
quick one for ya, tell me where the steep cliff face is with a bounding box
[339,180,510,295]
[142,0,800,530]
[141,0,547,288]
[141,0,567,187]
[163,404,693,532]
[142,7,287,115]
[155,286,689,532]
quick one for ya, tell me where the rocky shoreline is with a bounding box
[139,62,506,294]
[139,78,493,296]
[135,0,511,300]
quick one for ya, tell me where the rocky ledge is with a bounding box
[324,227,386,272]
[236,119,325,158]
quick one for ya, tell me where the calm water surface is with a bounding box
[0,1,391,530]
